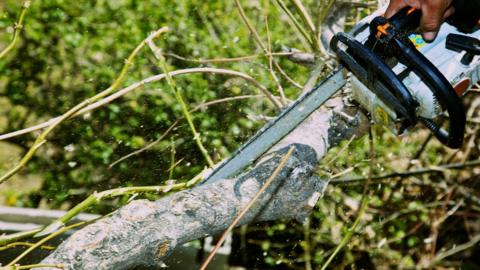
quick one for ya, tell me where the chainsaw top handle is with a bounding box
[375,7,421,38]
[367,6,466,148]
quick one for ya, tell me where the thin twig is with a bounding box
[0,241,55,251]
[108,95,267,168]
[291,0,315,34]
[193,94,270,109]
[35,170,206,238]
[315,0,336,56]
[168,70,214,166]
[168,137,176,179]
[1,263,64,270]
[264,14,288,104]
[274,0,314,49]
[0,229,42,247]
[0,171,208,247]
[108,120,179,168]
[163,51,295,64]
[199,146,296,270]
[431,234,480,265]
[234,0,302,91]
[332,159,480,185]
[322,134,356,167]
[320,198,369,270]
[320,126,375,270]
[407,132,433,170]
[0,27,169,185]
[0,68,282,141]
[301,62,325,94]
[150,40,214,167]
[303,217,313,270]
[290,0,323,54]
[7,222,86,266]
[0,1,31,59]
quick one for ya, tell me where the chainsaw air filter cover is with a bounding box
[331,5,480,149]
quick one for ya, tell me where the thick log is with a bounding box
[38,98,369,269]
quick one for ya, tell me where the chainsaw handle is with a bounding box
[330,32,417,124]
[383,6,466,148]
[393,38,466,148]
[370,7,421,40]
[365,6,466,148]
[449,0,480,33]
[372,6,466,148]
[388,7,421,32]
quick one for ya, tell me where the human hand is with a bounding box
[385,0,455,41]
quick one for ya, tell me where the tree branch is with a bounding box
[37,98,369,269]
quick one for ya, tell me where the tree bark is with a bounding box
[38,97,369,270]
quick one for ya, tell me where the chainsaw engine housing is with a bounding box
[331,4,480,148]
[353,20,479,133]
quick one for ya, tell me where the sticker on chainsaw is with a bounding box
[374,107,390,125]
[408,33,426,48]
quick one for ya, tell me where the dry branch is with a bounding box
[37,97,368,269]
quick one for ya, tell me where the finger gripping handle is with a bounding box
[388,7,421,31]
[370,7,421,39]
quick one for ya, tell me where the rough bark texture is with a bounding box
[38,97,368,269]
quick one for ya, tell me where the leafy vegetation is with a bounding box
[1,0,479,269]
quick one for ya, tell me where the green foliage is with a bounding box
[1,0,480,269]
[0,0,307,207]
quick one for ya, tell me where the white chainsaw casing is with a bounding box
[349,11,480,134]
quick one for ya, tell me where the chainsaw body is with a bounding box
[201,2,480,183]
[331,3,480,148]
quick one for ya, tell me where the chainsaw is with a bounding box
[202,0,480,184]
